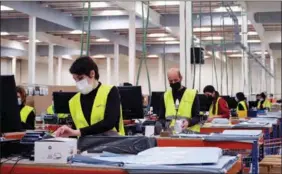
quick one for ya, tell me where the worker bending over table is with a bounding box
[257,92,272,111]
[158,68,201,133]
[203,85,230,119]
[16,86,35,130]
[55,56,125,137]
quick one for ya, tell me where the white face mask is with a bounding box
[18,98,22,105]
[76,78,94,95]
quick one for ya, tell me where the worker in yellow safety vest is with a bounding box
[46,102,68,119]
[158,68,201,133]
[235,92,248,117]
[257,92,272,111]
[16,86,35,130]
[54,56,124,137]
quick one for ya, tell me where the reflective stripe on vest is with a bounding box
[69,85,125,135]
[237,101,247,111]
[20,105,34,123]
[209,97,221,117]
[47,105,68,118]
[164,89,200,132]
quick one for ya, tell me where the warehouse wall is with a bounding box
[1,57,281,97]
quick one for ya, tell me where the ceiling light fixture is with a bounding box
[148,33,168,37]
[150,1,180,6]
[204,55,210,59]
[254,51,268,54]
[0,32,9,36]
[165,41,180,44]
[229,54,242,57]
[61,55,72,60]
[99,10,126,16]
[202,36,223,40]
[25,40,41,43]
[193,27,211,32]
[214,6,242,12]
[225,50,239,53]
[70,30,85,34]
[240,31,258,35]
[147,54,159,58]
[92,54,106,58]
[247,40,261,43]
[95,38,110,42]
[84,2,109,8]
[0,5,14,11]
[157,37,176,41]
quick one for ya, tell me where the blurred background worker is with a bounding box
[203,85,230,119]
[269,94,276,103]
[158,68,201,133]
[255,94,261,107]
[235,92,248,117]
[46,97,68,119]
[257,92,272,111]
[16,86,35,130]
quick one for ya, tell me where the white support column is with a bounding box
[48,44,54,85]
[28,16,36,85]
[179,1,192,88]
[11,57,16,76]
[261,43,266,92]
[106,57,111,84]
[158,56,164,90]
[128,4,136,85]
[114,43,120,86]
[241,10,249,95]
[56,57,62,85]
[270,56,275,94]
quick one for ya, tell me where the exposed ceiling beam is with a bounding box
[0,38,28,50]
[1,1,142,51]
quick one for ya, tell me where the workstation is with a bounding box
[1,1,281,174]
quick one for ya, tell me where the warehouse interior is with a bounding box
[0,1,281,174]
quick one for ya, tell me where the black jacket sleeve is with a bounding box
[187,95,201,127]
[22,111,35,130]
[237,103,244,111]
[80,87,121,136]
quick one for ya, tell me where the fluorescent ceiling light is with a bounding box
[214,6,242,12]
[165,41,179,44]
[0,32,9,36]
[70,30,85,34]
[99,10,126,16]
[92,54,106,58]
[229,54,242,57]
[225,50,239,53]
[240,31,258,35]
[148,33,168,37]
[84,2,109,8]
[147,54,159,58]
[204,55,210,59]
[254,51,268,54]
[150,1,180,6]
[157,37,176,41]
[202,36,223,40]
[61,55,72,60]
[25,40,41,43]
[194,27,211,32]
[248,40,261,43]
[95,38,110,42]
[1,5,13,11]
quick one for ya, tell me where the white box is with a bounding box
[35,138,77,164]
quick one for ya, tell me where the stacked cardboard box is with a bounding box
[260,155,281,174]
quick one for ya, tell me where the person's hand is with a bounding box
[182,119,189,130]
[54,125,81,137]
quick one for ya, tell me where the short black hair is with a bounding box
[269,94,274,97]
[260,92,266,99]
[203,85,215,93]
[236,92,246,101]
[69,56,99,80]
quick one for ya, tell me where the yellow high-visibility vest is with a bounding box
[236,101,248,118]
[209,97,221,117]
[257,100,272,111]
[236,101,247,111]
[20,105,34,123]
[164,89,200,132]
[69,85,125,135]
[47,105,68,118]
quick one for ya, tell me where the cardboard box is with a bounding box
[35,138,77,164]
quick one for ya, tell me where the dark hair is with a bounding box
[16,86,27,104]
[269,94,274,97]
[215,91,219,98]
[69,56,99,80]
[203,85,215,93]
[123,82,132,86]
[256,94,260,97]
[260,92,266,99]
[236,92,246,101]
